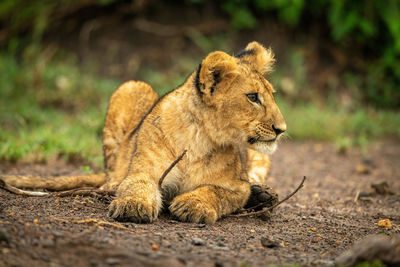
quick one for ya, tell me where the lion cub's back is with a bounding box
[106,81,159,134]
[103,81,159,173]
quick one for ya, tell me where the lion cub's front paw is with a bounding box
[108,196,158,223]
[244,185,279,211]
[169,194,218,224]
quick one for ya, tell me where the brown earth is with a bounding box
[0,141,399,267]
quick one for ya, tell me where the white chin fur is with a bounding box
[251,142,278,155]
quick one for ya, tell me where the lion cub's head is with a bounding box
[195,41,286,155]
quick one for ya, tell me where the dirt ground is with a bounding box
[0,140,399,267]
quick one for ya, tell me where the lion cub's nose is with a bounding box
[272,124,286,135]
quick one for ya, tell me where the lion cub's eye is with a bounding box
[246,93,260,104]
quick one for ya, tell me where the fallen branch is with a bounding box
[231,176,307,217]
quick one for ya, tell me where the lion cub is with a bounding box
[102,41,286,224]
[1,42,285,223]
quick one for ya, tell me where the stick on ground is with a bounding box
[231,176,307,217]
[0,178,115,198]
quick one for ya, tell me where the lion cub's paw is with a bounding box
[169,194,218,224]
[108,196,158,223]
[244,185,279,211]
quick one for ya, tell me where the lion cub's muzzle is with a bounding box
[249,123,286,144]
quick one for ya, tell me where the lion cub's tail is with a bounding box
[0,173,106,191]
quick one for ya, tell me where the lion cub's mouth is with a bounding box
[247,137,276,144]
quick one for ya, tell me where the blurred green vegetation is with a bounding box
[1,0,399,108]
[0,51,118,165]
[0,0,399,165]
[1,49,399,165]
[354,259,385,267]
[223,0,400,108]
[1,0,400,107]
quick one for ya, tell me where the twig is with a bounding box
[158,150,187,187]
[0,178,49,196]
[51,187,115,199]
[52,217,134,233]
[354,190,360,202]
[0,178,114,199]
[231,176,307,217]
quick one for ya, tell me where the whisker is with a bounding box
[280,132,292,142]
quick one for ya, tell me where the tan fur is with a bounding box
[247,149,271,185]
[0,174,106,190]
[1,42,286,224]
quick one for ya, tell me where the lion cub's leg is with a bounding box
[107,117,176,223]
[101,81,158,190]
[108,171,162,223]
[169,179,251,224]
[245,149,279,209]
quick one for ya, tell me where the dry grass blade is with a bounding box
[52,217,134,232]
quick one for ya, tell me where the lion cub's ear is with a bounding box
[196,51,239,100]
[236,41,275,74]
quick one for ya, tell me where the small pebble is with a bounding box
[261,237,279,248]
[260,212,271,221]
[41,239,54,248]
[217,241,226,247]
[359,191,370,198]
[106,258,120,265]
[357,191,371,201]
[313,259,335,266]
[163,240,171,248]
[192,237,205,246]
[356,164,370,175]
[89,258,100,266]
[362,157,373,165]
[0,228,9,243]
[371,182,393,195]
